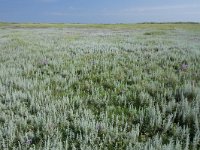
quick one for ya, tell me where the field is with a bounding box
[0,23,200,149]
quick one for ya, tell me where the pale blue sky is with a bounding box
[0,0,200,23]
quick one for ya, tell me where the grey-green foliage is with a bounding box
[0,27,200,149]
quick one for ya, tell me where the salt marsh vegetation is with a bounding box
[0,24,200,149]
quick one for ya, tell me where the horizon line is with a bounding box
[1,21,200,25]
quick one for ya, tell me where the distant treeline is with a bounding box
[138,22,200,24]
[1,22,200,25]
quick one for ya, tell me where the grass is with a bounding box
[0,23,200,149]
[1,22,200,30]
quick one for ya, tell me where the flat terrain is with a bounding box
[0,23,200,149]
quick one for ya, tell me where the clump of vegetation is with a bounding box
[0,24,200,149]
[143,31,166,36]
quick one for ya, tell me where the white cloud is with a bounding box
[44,4,200,23]
[122,4,200,14]
[48,12,69,16]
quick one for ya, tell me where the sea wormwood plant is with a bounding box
[0,24,200,149]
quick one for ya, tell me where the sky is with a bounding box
[0,0,200,23]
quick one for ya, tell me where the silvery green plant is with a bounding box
[0,25,200,149]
